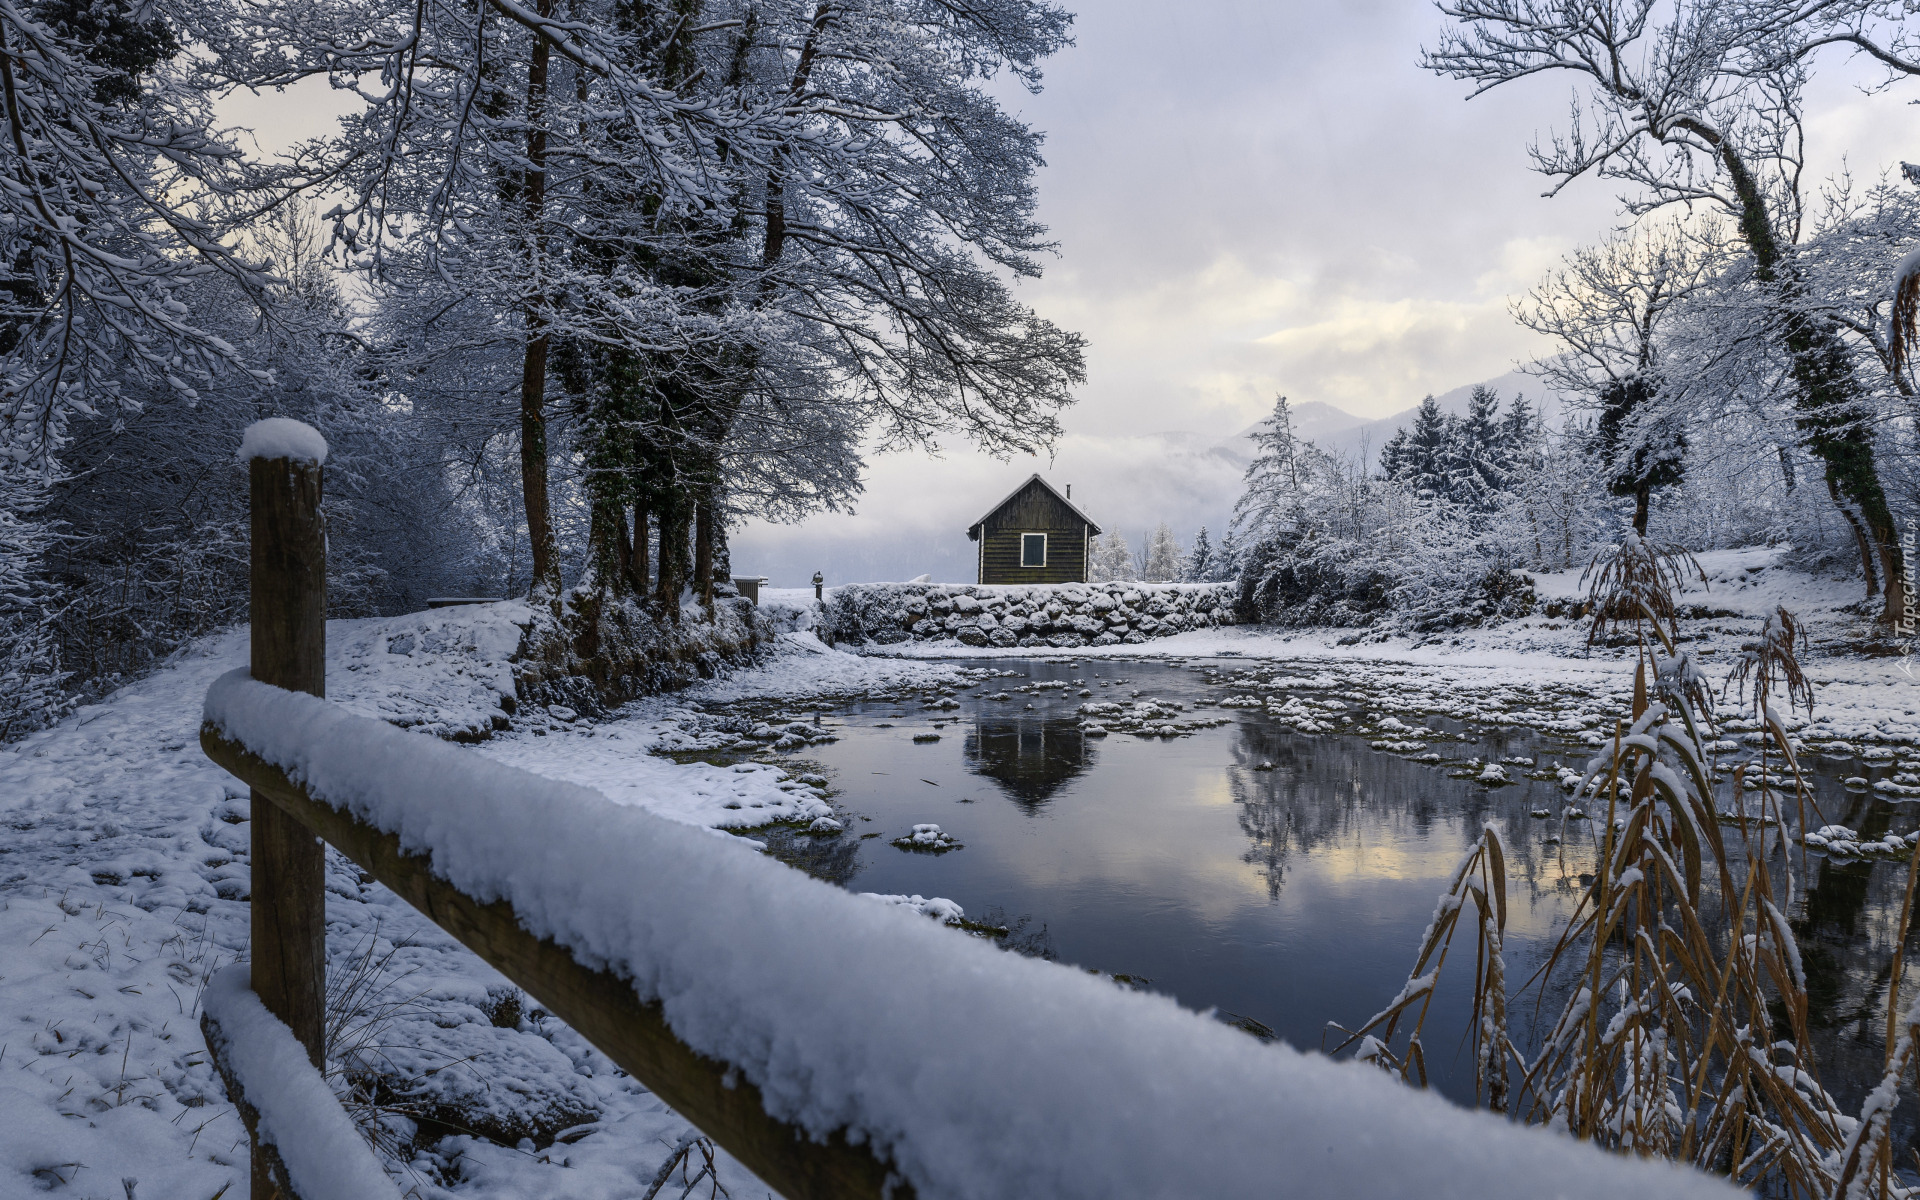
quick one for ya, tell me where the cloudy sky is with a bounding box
[228,0,1919,583]
[730,0,1919,584]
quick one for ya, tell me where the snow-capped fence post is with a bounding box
[238,419,330,1197]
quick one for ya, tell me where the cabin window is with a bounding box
[1021,532,1047,567]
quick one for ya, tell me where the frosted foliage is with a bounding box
[238,419,329,465]
[1141,522,1183,583]
[1227,386,1599,629]
[201,968,404,1200]
[0,468,70,738]
[1087,529,1136,583]
[202,671,1738,1200]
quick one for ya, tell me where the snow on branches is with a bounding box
[0,0,274,471]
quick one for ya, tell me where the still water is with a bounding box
[755,656,1911,1127]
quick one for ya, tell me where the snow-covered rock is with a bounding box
[821,581,1235,648]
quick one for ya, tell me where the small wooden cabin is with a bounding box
[967,475,1100,585]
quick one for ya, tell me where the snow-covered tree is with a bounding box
[1377,397,1451,498]
[1140,523,1183,582]
[1233,395,1326,543]
[1213,526,1244,583]
[1089,529,1136,583]
[286,0,1085,609]
[1184,527,1214,582]
[1376,388,1535,513]
[0,0,274,474]
[0,468,68,738]
[1427,0,1907,622]
[1516,219,1720,537]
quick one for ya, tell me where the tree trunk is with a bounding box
[633,501,650,591]
[1717,141,1905,624]
[613,505,635,592]
[1830,476,1881,603]
[519,5,561,598]
[655,491,691,620]
[694,498,714,613]
[1632,486,1651,537]
[584,500,635,598]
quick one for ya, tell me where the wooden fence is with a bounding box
[205,448,901,1200]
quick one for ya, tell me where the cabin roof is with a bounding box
[966,473,1100,539]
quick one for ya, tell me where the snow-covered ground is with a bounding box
[0,552,1903,1196]
[0,614,958,1198]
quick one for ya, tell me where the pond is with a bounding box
[741,655,1915,1136]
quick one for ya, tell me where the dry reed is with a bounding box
[1338,537,1920,1199]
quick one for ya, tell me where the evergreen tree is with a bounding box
[1500,395,1541,457]
[1595,375,1686,535]
[1184,526,1213,583]
[1378,395,1452,496]
[1233,395,1316,542]
[1214,527,1243,583]
[1450,385,1511,509]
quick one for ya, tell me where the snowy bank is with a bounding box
[202,669,1735,1200]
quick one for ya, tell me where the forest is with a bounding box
[0,0,1087,737]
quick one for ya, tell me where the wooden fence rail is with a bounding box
[202,725,900,1200]
[211,432,900,1200]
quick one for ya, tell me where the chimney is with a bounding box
[1066,483,1072,499]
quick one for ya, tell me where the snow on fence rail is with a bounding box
[208,423,1737,1199]
[200,967,403,1200]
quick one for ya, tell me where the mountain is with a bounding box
[1289,400,1369,444]
[1219,369,1572,469]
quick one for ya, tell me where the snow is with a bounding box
[201,966,403,1200]
[860,893,966,924]
[237,417,329,465]
[0,615,779,1198]
[2,571,1902,1197]
[199,665,1737,1200]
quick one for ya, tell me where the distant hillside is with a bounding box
[1220,369,1572,470]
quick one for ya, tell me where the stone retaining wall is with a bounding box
[821,582,1235,649]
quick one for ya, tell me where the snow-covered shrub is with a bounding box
[1228,393,1628,631]
[822,584,926,644]
[519,590,775,714]
[1233,532,1393,628]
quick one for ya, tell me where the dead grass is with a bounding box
[1338,537,1920,1198]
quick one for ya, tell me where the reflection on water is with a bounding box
[963,718,1094,810]
[782,656,1917,1145]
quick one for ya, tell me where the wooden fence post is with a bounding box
[247,446,328,1195]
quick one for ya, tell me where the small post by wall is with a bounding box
[242,419,330,1198]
